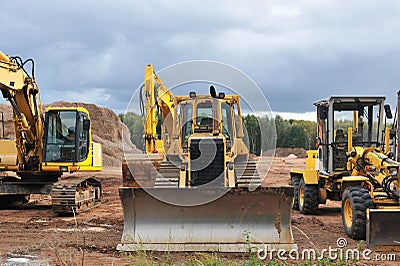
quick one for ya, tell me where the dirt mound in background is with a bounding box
[275,147,307,158]
[0,102,140,167]
[0,103,15,139]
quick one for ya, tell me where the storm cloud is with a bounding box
[2,0,400,116]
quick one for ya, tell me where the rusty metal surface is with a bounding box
[367,208,400,251]
[117,186,297,252]
[0,182,53,195]
[122,154,164,187]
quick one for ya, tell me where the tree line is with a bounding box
[119,113,317,155]
[243,114,316,155]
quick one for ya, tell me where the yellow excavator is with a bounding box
[0,50,102,214]
[118,64,296,252]
[290,96,400,250]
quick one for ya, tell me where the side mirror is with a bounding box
[83,120,90,131]
[384,104,393,119]
[318,106,328,120]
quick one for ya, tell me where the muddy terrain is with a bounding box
[0,102,397,265]
[0,158,396,265]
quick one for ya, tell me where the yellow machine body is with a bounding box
[119,64,297,252]
[0,50,102,214]
[290,96,400,250]
[0,139,18,170]
[41,106,102,173]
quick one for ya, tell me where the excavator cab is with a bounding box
[44,109,89,162]
[42,107,102,173]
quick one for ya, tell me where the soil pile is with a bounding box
[0,103,14,138]
[0,102,140,167]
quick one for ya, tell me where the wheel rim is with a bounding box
[344,198,353,228]
[299,185,304,208]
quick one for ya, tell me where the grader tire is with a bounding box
[291,176,300,211]
[298,178,319,214]
[341,186,374,240]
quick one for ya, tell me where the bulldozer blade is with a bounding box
[367,208,400,251]
[117,186,297,252]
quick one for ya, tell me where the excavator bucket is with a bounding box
[367,209,400,251]
[117,186,297,252]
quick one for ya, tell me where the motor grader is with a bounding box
[117,64,296,252]
[290,96,400,250]
[0,50,102,214]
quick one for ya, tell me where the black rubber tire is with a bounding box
[291,176,300,211]
[298,178,319,214]
[341,186,374,240]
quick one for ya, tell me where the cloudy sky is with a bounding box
[2,0,400,120]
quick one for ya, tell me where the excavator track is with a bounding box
[51,177,102,215]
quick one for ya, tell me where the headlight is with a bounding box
[388,167,398,176]
[366,165,376,171]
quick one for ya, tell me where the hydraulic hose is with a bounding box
[382,176,400,200]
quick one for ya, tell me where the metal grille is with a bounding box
[190,138,224,186]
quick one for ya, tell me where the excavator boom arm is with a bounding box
[0,50,43,169]
[143,64,175,153]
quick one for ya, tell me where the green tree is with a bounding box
[243,114,261,155]
[274,115,316,149]
[120,112,144,150]
[275,115,290,147]
[121,111,318,153]
[259,115,276,151]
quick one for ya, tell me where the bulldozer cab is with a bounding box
[174,93,241,187]
[315,96,387,174]
[179,95,236,154]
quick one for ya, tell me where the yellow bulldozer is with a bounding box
[290,96,400,250]
[117,64,297,252]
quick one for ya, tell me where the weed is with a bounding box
[241,229,267,265]
[356,240,365,251]
[122,242,158,266]
[188,252,228,266]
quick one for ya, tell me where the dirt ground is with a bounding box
[0,158,398,265]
